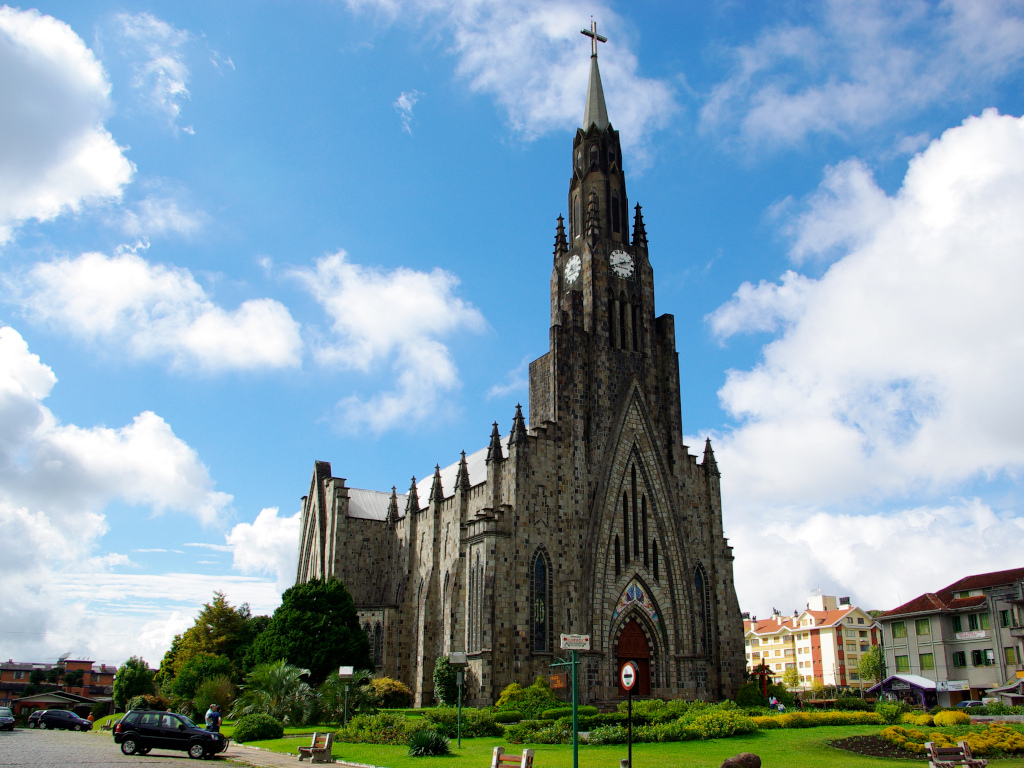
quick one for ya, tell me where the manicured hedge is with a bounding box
[233,713,284,743]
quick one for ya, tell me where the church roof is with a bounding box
[345,433,511,520]
[582,54,609,131]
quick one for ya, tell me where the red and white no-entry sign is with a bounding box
[620,661,638,691]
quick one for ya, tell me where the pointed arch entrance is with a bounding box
[616,619,651,695]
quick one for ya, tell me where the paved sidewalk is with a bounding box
[226,741,383,768]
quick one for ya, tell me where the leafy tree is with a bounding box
[113,656,156,710]
[64,669,85,688]
[193,675,235,714]
[171,652,233,700]
[29,669,48,686]
[371,677,412,709]
[432,656,461,706]
[810,678,826,697]
[248,578,372,684]
[46,667,62,685]
[782,667,801,689]
[230,660,315,724]
[858,644,885,684]
[157,592,259,684]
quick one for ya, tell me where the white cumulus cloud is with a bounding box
[0,6,134,242]
[702,0,1024,149]
[226,507,301,591]
[345,0,676,156]
[0,325,246,663]
[711,109,1024,614]
[12,249,303,372]
[293,251,486,432]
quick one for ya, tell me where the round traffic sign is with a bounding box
[620,661,638,691]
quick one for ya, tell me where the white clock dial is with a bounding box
[610,249,635,278]
[564,254,582,284]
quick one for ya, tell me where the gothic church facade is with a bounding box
[296,41,746,707]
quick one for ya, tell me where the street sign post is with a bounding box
[551,633,591,768]
[560,634,591,651]
[620,661,638,768]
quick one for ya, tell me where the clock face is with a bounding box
[564,254,582,284]
[610,250,634,278]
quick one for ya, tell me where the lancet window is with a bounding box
[531,549,552,653]
[373,622,384,667]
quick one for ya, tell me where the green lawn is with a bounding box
[247,726,1024,768]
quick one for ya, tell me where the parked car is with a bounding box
[113,709,228,759]
[37,709,93,731]
[957,700,985,708]
[0,706,15,730]
[27,710,44,728]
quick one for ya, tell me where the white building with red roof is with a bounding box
[745,592,880,690]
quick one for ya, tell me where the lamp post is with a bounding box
[338,666,354,728]
[448,653,468,749]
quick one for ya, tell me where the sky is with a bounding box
[3,0,1024,668]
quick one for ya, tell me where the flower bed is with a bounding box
[881,723,1024,756]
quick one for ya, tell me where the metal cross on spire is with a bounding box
[581,18,607,58]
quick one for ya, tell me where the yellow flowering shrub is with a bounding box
[881,723,1024,756]
[900,713,934,726]
[933,710,971,727]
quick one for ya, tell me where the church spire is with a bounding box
[430,464,445,503]
[511,403,529,445]
[703,437,720,477]
[554,215,568,259]
[387,486,399,525]
[581,20,609,131]
[405,476,420,514]
[486,421,503,463]
[455,450,471,491]
[632,203,647,250]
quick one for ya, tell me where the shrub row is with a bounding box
[588,710,758,745]
[751,711,883,729]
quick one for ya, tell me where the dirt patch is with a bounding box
[828,735,926,760]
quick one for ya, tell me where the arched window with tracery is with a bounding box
[573,195,580,239]
[611,189,620,233]
[373,622,383,667]
[531,549,551,653]
[695,563,711,655]
[615,535,621,578]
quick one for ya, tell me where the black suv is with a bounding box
[35,709,92,731]
[113,709,227,759]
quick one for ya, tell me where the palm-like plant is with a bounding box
[318,669,377,725]
[230,660,314,724]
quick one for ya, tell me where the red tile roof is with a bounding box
[882,568,1024,617]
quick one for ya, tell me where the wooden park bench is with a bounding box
[925,741,988,768]
[297,732,334,763]
[99,722,112,731]
[491,746,534,768]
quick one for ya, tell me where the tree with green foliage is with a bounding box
[782,666,801,689]
[432,656,462,705]
[858,644,885,684]
[171,652,233,700]
[64,669,85,688]
[156,592,264,686]
[230,660,314,724]
[248,578,372,684]
[113,656,156,710]
[193,675,235,714]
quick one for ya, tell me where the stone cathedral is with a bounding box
[296,34,746,707]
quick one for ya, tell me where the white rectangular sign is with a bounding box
[560,633,591,651]
[955,631,988,641]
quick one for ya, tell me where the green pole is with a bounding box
[571,650,579,768]
[457,671,463,748]
[343,684,349,728]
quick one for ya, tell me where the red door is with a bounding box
[616,619,651,695]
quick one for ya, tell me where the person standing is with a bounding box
[205,704,221,732]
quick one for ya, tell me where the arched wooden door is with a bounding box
[616,619,651,695]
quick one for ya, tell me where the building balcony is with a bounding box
[1009,626,1024,639]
